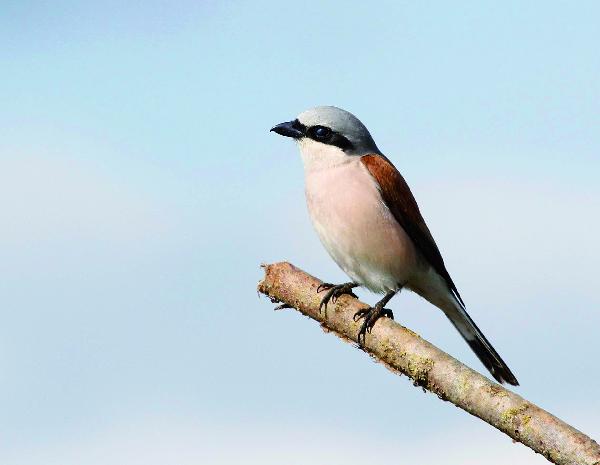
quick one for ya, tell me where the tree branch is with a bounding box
[258,261,600,465]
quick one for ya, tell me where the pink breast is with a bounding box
[305,160,419,291]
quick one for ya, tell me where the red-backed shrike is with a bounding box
[271,105,518,386]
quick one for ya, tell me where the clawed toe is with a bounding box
[316,282,334,293]
[317,285,398,344]
[317,282,358,314]
[352,289,398,344]
[354,305,394,344]
[353,307,369,322]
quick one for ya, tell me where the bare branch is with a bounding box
[258,261,600,465]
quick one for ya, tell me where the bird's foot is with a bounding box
[317,282,358,314]
[353,302,394,345]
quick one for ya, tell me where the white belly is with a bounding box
[304,157,420,293]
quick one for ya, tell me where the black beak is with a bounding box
[270,120,304,139]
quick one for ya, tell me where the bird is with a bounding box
[270,105,519,386]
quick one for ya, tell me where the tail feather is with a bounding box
[444,299,519,386]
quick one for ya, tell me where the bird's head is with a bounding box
[270,106,380,159]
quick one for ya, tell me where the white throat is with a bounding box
[297,138,355,175]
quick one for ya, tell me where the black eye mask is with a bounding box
[303,122,354,151]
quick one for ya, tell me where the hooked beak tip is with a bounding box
[270,120,304,139]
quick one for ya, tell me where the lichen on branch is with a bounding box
[258,261,600,465]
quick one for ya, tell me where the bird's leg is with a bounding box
[317,281,358,314]
[353,289,398,345]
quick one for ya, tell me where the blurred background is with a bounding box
[1,1,599,464]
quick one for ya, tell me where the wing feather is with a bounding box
[361,153,465,306]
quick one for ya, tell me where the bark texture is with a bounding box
[258,261,600,465]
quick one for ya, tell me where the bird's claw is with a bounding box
[354,305,394,344]
[316,282,332,293]
[317,282,358,314]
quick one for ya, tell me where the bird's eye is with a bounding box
[312,126,332,140]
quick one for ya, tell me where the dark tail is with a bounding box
[443,299,519,386]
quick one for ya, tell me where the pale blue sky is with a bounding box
[1,2,599,464]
